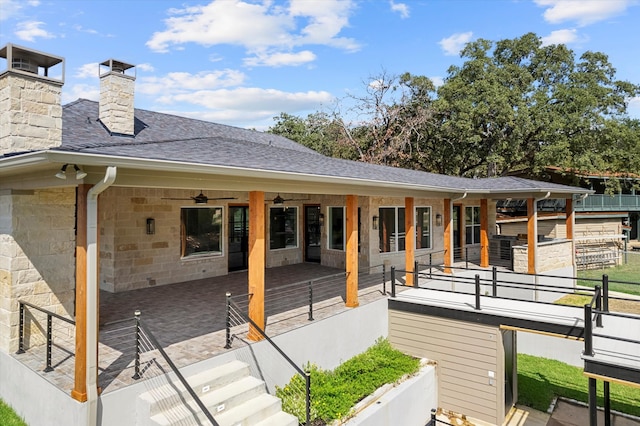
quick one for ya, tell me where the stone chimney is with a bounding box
[99,59,136,136]
[0,43,64,155]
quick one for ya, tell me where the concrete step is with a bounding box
[139,360,250,417]
[254,411,299,426]
[214,393,284,426]
[149,376,265,426]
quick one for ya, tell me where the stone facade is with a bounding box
[99,72,135,135]
[0,73,62,155]
[512,239,573,274]
[0,188,76,352]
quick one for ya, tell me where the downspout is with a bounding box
[533,191,550,301]
[86,166,117,426]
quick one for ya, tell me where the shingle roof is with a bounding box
[48,99,586,194]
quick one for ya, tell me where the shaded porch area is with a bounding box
[14,263,390,396]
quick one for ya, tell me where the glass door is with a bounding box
[305,205,321,263]
[228,206,249,271]
[453,205,461,260]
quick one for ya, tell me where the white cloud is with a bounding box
[535,0,633,26]
[244,50,316,67]
[389,1,410,19]
[629,96,640,118]
[438,32,473,56]
[430,76,444,87]
[146,0,359,65]
[62,83,99,105]
[15,20,55,41]
[137,63,155,72]
[0,0,40,21]
[73,25,97,35]
[137,70,246,96]
[540,28,581,46]
[75,63,99,79]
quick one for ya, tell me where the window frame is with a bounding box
[465,206,481,245]
[378,206,406,253]
[180,206,224,258]
[327,206,345,251]
[415,206,432,250]
[269,206,298,250]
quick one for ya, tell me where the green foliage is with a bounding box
[577,252,640,295]
[0,399,27,426]
[276,338,420,424]
[518,354,640,417]
[267,32,640,180]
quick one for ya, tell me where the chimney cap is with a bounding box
[0,43,64,81]
[100,59,135,75]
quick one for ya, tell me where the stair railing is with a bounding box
[225,293,311,426]
[132,310,219,426]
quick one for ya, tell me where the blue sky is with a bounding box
[1,0,639,129]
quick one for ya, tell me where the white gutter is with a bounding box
[86,166,117,426]
[532,192,551,301]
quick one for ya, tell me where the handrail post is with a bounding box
[602,274,609,313]
[466,246,469,268]
[16,302,25,354]
[475,274,481,310]
[595,286,602,328]
[604,381,611,426]
[430,408,437,426]
[492,266,497,297]
[307,281,314,321]
[305,371,311,426]
[224,292,232,349]
[382,263,386,295]
[584,304,594,357]
[429,253,432,278]
[44,314,54,372]
[132,310,142,379]
[414,260,419,287]
[391,267,396,298]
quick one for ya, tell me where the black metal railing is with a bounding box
[425,409,453,426]
[225,295,311,425]
[132,311,219,426]
[16,300,75,372]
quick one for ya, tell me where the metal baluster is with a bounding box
[16,302,25,354]
[44,314,54,372]
[308,280,314,321]
[224,293,232,349]
[132,310,142,379]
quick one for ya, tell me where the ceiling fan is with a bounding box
[272,193,309,205]
[162,191,237,204]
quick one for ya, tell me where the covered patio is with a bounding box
[14,263,390,395]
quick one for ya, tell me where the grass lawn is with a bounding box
[555,293,640,314]
[0,399,26,426]
[518,354,640,417]
[577,252,640,296]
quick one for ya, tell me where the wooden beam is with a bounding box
[480,199,489,268]
[566,198,574,240]
[71,184,90,402]
[346,195,359,307]
[405,197,415,286]
[248,191,265,340]
[444,199,452,274]
[527,198,536,274]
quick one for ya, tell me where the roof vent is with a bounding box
[11,57,38,73]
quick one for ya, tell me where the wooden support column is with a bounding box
[444,199,452,274]
[566,198,574,240]
[72,184,90,402]
[248,191,265,340]
[345,195,359,307]
[405,197,415,286]
[527,198,537,275]
[480,199,489,268]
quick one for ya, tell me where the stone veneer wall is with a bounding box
[0,73,62,155]
[99,72,135,136]
[512,239,573,273]
[0,188,76,352]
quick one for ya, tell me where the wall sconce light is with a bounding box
[319,213,325,227]
[146,218,155,235]
[372,215,379,230]
[55,164,87,180]
[436,213,442,227]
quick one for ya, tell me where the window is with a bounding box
[465,206,481,245]
[270,207,297,249]
[181,207,223,257]
[328,207,344,250]
[379,207,405,253]
[416,207,431,249]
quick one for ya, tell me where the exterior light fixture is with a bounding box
[146,218,155,235]
[55,164,87,180]
[372,215,379,230]
[273,194,285,205]
[319,213,325,227]
[436,213,442,227]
